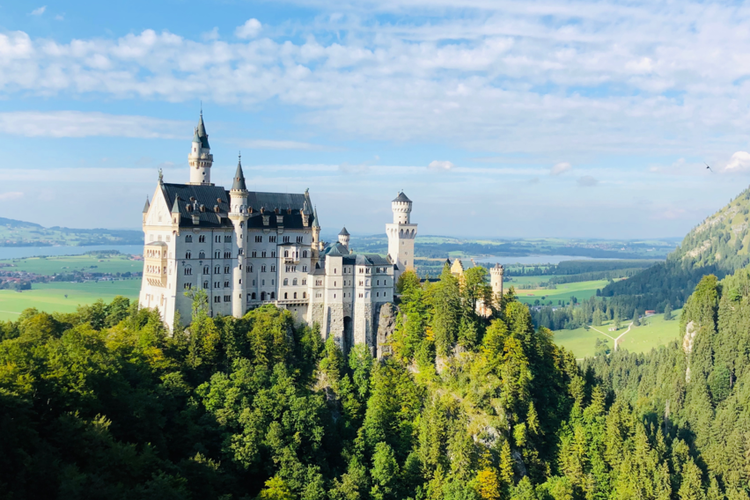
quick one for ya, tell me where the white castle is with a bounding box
[138,113,420,352]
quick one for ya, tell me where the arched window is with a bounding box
[302,250,308,258]
[199,251,205,259]
[284,292,288,299]
[270,292,275,299]
[252,292,256,300]
[185,251,191,259]
[203,266,209,274]
[199,235,205,243]
[293,292,297,299]
[293,278,298,285]
[185,235,192,243]
[261,292,266,300]
[203,281,209,289]
[283,278,289,286]
[303,292,306,299]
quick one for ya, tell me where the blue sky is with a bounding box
[1,0,750,238]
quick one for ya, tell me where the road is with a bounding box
[588,321,634,351]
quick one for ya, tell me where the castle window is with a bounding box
[271,251,276,258]
[270,292,275,299]
[214,281,220,288]
[185,235,192,243]
[284,293,288,299]
[284,278,289,286]
[271,266,276,272]
[215,235,221,243]
[296,236,303,243]
[214,296,220,303]
[199,251,205,259]
[225,235,232,243]
[249,265,253,272]
[186,251,191,259]
[293,292,297,299]
[255,235,262,242]
[224,252,231,259]
[224,266,230,273]
[262,279,265,286]
[214,266,221,273]
[238,249,243,256]
[184,267,192,276]
[252,279,256,286]
[271,279,275,285]
[334,294,337,299]
[269,236,277,243]
[334,281,337,286]
[302,279,307,285]
[214,251,221,258]
[302,250,308,258]
[284,250,289,257]
[262,251,267,258]
[261,292,266,300]
[283,236,290,243]
[199,235,205,243]
[303,292,306,298]
[359,281,363,286]
[183,283,192,290]
[261,265,266,272]
[239,278,242,284]
[224,281,230,288]
[252,251,257,258]
[316,280,322,286]
[334,268,337,274]
[224,295,230,302]
[302,266,307,272]
[293,278,298,286]
[203,281,209,289]
[251,292,256,300]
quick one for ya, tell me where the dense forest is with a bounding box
[2,261,748,499]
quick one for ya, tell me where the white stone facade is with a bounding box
[138,114,415,354]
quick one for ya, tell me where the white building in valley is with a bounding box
[139,113,421,352]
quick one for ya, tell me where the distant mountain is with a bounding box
[0,218,142,247]
[601,185,750,310]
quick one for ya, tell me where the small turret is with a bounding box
[490,263,504,301]
[392,191,412,224]
[142,196,150,213]
[338,227,350,251]
[188,110,213,185]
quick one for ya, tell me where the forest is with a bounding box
[1,263,748,499]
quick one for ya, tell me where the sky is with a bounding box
[1,0,750,238]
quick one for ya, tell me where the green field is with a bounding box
[553,309,682,359]
[513,279,611,305]
[0,253,142,275]
[0,280,141,321]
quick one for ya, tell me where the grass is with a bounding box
[513,279,611,305]
[0,254,141,275]
[0,280,141,321]
[552,309,682,359]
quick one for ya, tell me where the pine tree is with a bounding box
[664,302,673,321]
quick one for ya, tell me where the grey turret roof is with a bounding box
[393,191,411,203]
[339,226,350,236]
[231,157,247,191]
[142,197,150,213]
[197,112,210,149]
[312,205,320,228]
[171,196,181,214]
[192,127,201,144]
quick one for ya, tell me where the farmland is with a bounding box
[0,280,141,321]
[0,253,142,276]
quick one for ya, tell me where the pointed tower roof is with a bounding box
[192,127,201,144]
[339,226,350,236]
[313,205,320,228]
[393,191,411,203]
[171,196,181,214]
[142,197,150,213]
[231,154,247,191]
[196,111,210,149]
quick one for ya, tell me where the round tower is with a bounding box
[490,263,504,300]
[392,192,412,224]
[188,111,214,185]
[229,155,249,319]
[338,226,350,250]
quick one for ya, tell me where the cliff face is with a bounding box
[376,302,396,358]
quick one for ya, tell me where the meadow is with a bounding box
[0,280,141,321]
[0,253,141,275]
[553,309,683,359]
[513,279,611,305]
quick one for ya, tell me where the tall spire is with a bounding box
[197,110,209,149]
[232,153,247,191]
[171,196,181,214]
[313,205,320,228]
[142,196,150,213]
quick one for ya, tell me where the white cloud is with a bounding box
[201,27,220,41]
[30,6,46,15]
[0,111,187,138]
[428,160,455,171]
[0,191,24,201]
[577,175,598,187]
[551,162,572,175]
[241,139,326,150]
[235,18,262,39]
[722,151,750,173]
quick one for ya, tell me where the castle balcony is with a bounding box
[144,242,168,288]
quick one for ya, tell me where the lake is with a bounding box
[0,245,144,260]
[474,254,623,266]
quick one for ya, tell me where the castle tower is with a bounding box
[490,263,504,302]
[338,227,350,251]
[386,191,417,284]
[188,111,214,185]
[311,206,322,260]
[228,155,249,318]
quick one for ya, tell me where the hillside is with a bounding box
[0,217,142,247]
[601,185,750,310]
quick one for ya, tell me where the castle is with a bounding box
[139,113,503,353]
[138,113,418,352]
